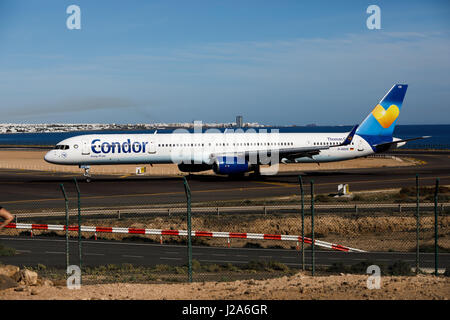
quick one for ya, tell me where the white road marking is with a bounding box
[160,257,182,260]
[199,259,247,264]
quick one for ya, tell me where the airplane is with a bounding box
[44,84,429,181]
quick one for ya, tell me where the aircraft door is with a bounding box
[357,139,364,152]
[148,140,156,154]
[82,140,90,155]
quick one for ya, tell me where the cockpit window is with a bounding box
[55,145,70,150]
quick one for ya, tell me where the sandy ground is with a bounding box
[0,272,448,300]
[0,150,415,175]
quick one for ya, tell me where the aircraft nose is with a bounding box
[44,151,55,163]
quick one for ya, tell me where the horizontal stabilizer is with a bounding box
[373,136,431,148]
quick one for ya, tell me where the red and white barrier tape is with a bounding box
[5,223,366,253]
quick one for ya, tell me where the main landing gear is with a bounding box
[80,165,92,182]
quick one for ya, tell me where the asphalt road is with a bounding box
[0,153,449,211]
[1,236,448,270]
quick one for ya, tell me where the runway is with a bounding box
[0,153,449,211]
[1,236,448,269]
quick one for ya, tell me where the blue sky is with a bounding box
[1,0,449,125]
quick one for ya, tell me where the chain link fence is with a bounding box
[0,175,448,285]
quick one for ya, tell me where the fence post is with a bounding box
[311,180,315,276]
[183,177,193,283]
[60,184,70,272]
[298,175,305,271]
[73,178,82,283]
[434,178,439,276]
[415,174,420,274]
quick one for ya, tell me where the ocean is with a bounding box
[0,124,448,149]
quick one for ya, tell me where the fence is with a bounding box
[0,175,448,284]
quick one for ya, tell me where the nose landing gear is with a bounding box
[80,165,92,182]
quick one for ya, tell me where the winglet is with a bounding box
[340,125,358,146]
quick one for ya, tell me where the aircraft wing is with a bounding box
[210,125,358,162]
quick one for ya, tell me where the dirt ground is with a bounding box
[0,272,448,300]
[0,150,415,175]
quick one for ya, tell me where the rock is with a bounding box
[36,278,54,287]
[43,279,54,287]
[0,265,20,278]
[30,289,39,295]
[14,286,26,292]
[52,279,66,287]
[13,269,38,286]
[0,274,18,291]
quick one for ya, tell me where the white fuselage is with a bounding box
[44,132,374,166]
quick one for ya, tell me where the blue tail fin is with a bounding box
[356,84,408,137]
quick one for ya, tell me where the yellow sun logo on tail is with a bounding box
[371,104,399,128]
